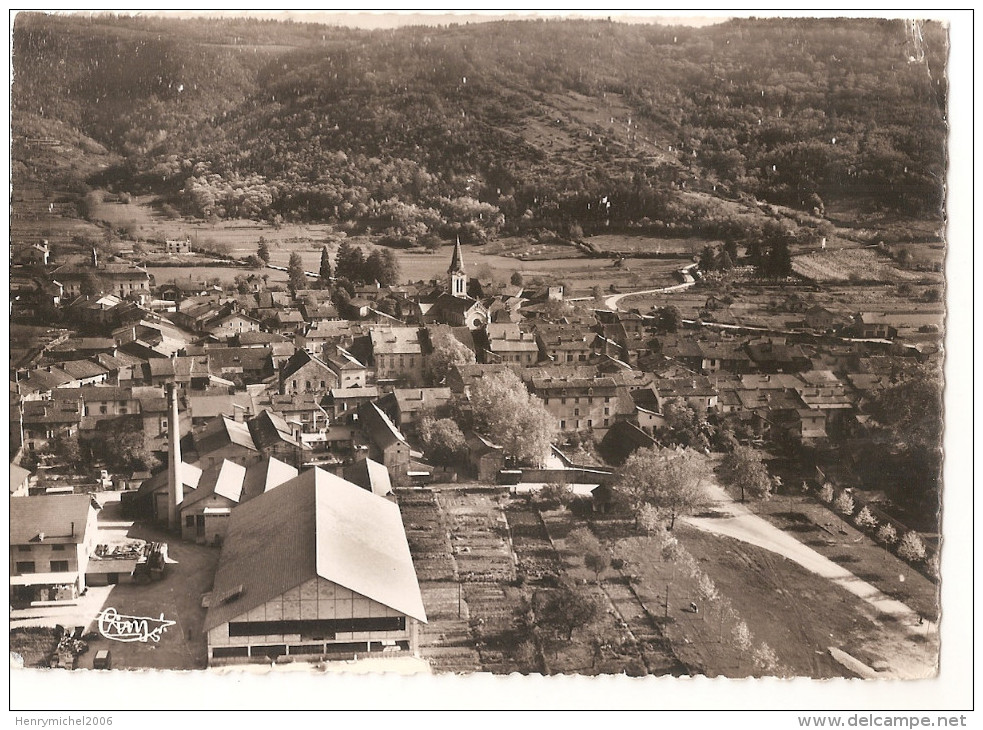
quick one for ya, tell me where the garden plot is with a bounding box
[505,503,562,582]
[396,489,455,582]
[440,491,515,583]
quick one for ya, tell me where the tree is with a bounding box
[699,245,718,272]
[569,527,608,583]
[865,368,943,510]
[535,482,573,509]
[855,506,878,530]
[233,275,251,295]
[48,431,82,469]
[364,248,401,286]
[319,246,332,282]
[510,271,524,286]
[469,369,555,466]
[719,445,772,502]
[427,330,476,385]
[661,398,704,449]
[616,446,712,530]
[584,550,609,584]
[100,429,159,473]
[532,584,599,640]
[79,272,108,297]
[897,532,927,563]
[876,523,898,545]
[818,483,835,504]
[657,305,683,333]
[418,416,466,466]
[833,492,855,517]
[335,241,366,283]
[765,238,793,279]
[287,252,306,294]
[422,234,442,254]
[257,237,271,265]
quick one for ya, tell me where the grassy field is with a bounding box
[793,249,928,283]
[10,627,60,668]
[85,194,690,294]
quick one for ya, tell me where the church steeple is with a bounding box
[448,236,467,298]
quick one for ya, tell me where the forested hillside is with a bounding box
[12,13,947,241]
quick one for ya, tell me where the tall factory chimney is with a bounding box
[166,384,183,531]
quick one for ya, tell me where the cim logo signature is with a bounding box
[97,607,176,643]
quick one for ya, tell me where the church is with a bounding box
[420,238,488,330]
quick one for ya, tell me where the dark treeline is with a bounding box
[12,14,946,241]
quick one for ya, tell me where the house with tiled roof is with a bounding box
[51,256,150,299]
[482,323,539,367]
[369,326,425,387]
[324,347,369,389]
[192,416,262,470]
[278,349,339,396]
[10,495,99,604]
[356,402,412,482]
[528,373,619,435]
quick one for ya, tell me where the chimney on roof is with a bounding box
[166,383,183,532]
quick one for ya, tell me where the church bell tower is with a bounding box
[448,236,467,298]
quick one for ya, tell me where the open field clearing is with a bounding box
[793,249,926,283]
[586,234,703,256]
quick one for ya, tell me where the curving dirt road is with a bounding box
[684,484,938,679]
[603,281,694,311]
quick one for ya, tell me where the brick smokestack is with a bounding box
[166,384,183,531]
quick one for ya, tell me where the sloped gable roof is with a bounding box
[10,495,94,545]
[204,467,426,631]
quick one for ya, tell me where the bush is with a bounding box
[636,503,662,534]
[876,523,898,545]
[897,532,927,563]
[855,506,878,530]
[818,483,835,504]
[697,573,719,602]
[833,492,855,517]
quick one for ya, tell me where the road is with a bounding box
[684,484,938,679]
[603,281,695,311]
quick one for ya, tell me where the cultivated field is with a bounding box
[792,249,928,283]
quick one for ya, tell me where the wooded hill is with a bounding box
[12,13,947,241]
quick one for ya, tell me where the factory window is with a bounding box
[229,616,405,638]
[560,420,566,430]
[50,560,69,572]
[17,545,30,552]
[15,562,35,574]
[185,516,195,528]
[51,544,65,552]
[212,646,249,659]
